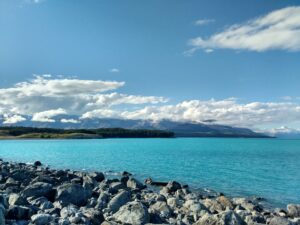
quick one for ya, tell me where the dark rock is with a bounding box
[56,183,91,206]
[6,205,33,220]
[89,172,105,182]
[122,171,132,176]
[21,182,53,199]
[166,181,181,192]
[33,161,42,167]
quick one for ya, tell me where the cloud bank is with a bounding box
[1,75,300,130]
[189,6,300,53]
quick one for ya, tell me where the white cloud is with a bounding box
[61,118,80,124]
[0,75,167,122]
[32,108,67,123]
[195,19,215,26]
[2,75,300,130]
[189,6,300,53]
[109,68,120,73]
[81,99,300,128]
[0,76,125,115]
[3,114,26,124]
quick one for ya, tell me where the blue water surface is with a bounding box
[0,138,299,207]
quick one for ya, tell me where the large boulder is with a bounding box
[21,182,53,199]
[287,204,300,218]
[107,190,131,213]
[113,201,149,225]
[56,183,91,206]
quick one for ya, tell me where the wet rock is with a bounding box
[113,201,150,225]
[56,183,91,206]
[287,204,300,218]
[108,190,131,213]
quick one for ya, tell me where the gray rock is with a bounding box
[56,183,91,206]
[80,207,104,224]
[9,193,28,206]
[127,178,145,190]
[108,190,131,213]
[150,201,172,218]
[219,210,246,225]
[194,211,246,225]
[31,213,52,225]
[113,201,149,225]
[287,204,300,218]
[269,217,293,225]
[21,182,53,198]
[60,205,79,218]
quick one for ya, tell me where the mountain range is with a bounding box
[0,115,269,138]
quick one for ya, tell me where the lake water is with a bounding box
[0,138,299,207]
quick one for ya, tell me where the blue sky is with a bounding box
[1,0,300,132]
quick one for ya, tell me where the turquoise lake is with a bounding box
[0,138,299,207]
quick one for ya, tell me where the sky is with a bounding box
[1,0,300,132]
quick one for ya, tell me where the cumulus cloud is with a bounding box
[3,114,26,124]
[2,75,300,130]
[194,19,215,26]
[81,99,300,128]
[0,75,167,122]
[32,108,67,123]
[61,118,80,124]
[189,6,300,53]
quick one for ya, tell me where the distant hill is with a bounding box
[0,127,174,139]
[0,116,269,138]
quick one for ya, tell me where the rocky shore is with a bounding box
[0,160,299,225]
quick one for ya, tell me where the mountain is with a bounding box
[0,115,269,138]
[265,127,300,139]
